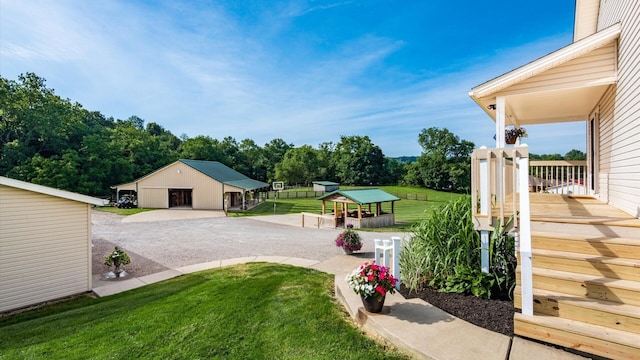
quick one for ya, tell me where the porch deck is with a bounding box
[490,193,640,228]
[512,193,640,359]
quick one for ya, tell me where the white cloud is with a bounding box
[1,1,580,157]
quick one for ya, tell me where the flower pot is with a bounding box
[505,136,517,145]
[361,295,385,313]
[113,257,122,274]
[343,248,354,255]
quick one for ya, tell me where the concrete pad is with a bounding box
[176,261,222,274]
[335,274,511,360]
[311,253,374,276]
[138,269,183,285]
[93,278,146,297]
[509,337,589,360]
[122,209,226,223]
[220,257,257,267]
[251,256,289,263]
[250,214,305,228]
[281,257,321,268]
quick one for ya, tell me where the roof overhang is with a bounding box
[469,23,621,126]
[317,189,401,205]
[1,176,108,206]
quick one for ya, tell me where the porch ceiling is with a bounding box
[469,23,621,126]
[493,85,611,125]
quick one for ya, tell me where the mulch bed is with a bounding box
[399,285,515,337]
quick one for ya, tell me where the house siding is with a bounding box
[574,0,600,41]
[0,185,92,312]
[496,42,617,97]
[596,0,640,217]
[135,162,223,209]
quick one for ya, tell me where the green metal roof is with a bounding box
[316,188,400,204]
[313,181,339,186]
[180,159,269,191]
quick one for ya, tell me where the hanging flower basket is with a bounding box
[504,127,527,145]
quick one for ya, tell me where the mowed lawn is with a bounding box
[232,186,465,231]
[0,263,408,360]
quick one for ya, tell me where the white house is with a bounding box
[0,176,107,313]
[469,0,639,219]
[468,1,640,358]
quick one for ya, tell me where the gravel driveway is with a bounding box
[92,210,407,285]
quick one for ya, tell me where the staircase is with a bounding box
[514,225,640,359]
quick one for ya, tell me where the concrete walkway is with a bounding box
[92,254,587,360]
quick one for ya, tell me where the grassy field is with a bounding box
[97,186,465,231]
[0,263,408,360]
[230,185,465,231]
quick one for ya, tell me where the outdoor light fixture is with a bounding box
[487,104,496,110]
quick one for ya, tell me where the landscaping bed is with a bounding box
[399,285,515,337]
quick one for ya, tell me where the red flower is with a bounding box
[375,285,386,296]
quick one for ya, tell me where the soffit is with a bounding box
[469,23,620,125]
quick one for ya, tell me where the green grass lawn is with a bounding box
[94,206,156,216]
[230,186,465,231]
[0,263,408,360]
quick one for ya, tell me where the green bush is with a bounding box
[488,216,517,299]
[436,266,495,299]
[400,197,516,299]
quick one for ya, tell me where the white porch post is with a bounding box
[495,97,506,148]
[481,232,490,273]
[479,150,490,273]
[518,146,533,316]
[495,97,506,204]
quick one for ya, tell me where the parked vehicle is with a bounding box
[115,194,137,208]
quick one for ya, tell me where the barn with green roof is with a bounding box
[114,159,268,211]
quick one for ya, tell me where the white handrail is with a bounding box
[471,145,532,316]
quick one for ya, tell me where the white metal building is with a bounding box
[0,176,107,312]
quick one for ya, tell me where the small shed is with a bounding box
[313,181,339,192]
[0,176,107,312]
[317,188,400,228]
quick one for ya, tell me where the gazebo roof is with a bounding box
[317,188,400,205]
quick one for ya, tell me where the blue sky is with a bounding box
[1,1,580,157]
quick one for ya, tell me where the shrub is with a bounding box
[400,197,516,299]
[400,197,479,291]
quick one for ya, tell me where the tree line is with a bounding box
[0,73,584,197]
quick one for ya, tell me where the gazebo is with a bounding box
[316,188,400,228]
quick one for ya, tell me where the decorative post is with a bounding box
[375,237,402,290]
[392,236,401,290]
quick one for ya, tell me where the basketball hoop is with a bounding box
[272,181,284,215]
[272,181,284,191]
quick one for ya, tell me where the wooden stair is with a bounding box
[514,230,640,359]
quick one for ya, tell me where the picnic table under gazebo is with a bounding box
[316,188,400,228]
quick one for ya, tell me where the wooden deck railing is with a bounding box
[529,160,586,194]
[471,146,533,316]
